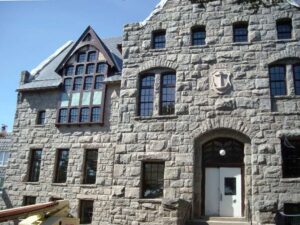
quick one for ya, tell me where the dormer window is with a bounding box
[152,30,166,49]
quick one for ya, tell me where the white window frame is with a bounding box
[0,151,10,166]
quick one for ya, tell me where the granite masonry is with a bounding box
[4,0,300,225]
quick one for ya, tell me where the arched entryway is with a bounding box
[193,129,251,219]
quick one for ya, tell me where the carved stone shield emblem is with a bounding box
[212,71,232,94]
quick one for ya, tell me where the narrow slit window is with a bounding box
[83,150,98,184]
[28,149,42,182]
[139,75,155,116]
[161,73,176,115]
[293,65,300,95]
[281,138,300,178]
[54,149,69,183]
[37,111,46,125]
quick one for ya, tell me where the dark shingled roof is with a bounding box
[18,36,123,92]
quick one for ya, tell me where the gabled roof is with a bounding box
[140,0,169,26]
[18,26,123,92]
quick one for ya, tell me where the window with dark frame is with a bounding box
[59,109,68,123]
[79,200,94,224]
[28,149,42,182]
[57,45,107,125]
[161,73,176,115]
[54,149,69,183]
[69,108,79,123]
[152,30,166,49]
[293,65,300,95]
[77,53,86,63]
[88,51,97,62]
[83,150,98,184]
[80,108,90,123]
[139,75,155,117]
[281,138,300,178]
[233,22,248,43]
[142,162,164,199]
[191,26,206,46]
[269,65,287,96]
[284,203,300,215]
[23,196,36,206]
[277,19,292,40]
[65,66,74,76]
[37,110,46,125]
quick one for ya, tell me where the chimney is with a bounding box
[20,71,30,85]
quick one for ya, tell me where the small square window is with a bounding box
[88,52,97,62]
[75,65,84,75]
[152,31,166,49]
[96,63,106,74]
[37,111,46,125]
[86,64,95,75]
[79,200,94,224]
[192,27,206,46]
[77,53,86,63]
[23,196,36,206]
[233,23,248,43]
[28,149,42,182]
[277,19,292,40]
[142,162,164,198]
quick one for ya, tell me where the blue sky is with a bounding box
[0,0,160,131]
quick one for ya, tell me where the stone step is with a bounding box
[186,217,250,225]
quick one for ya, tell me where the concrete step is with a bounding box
[186,217,250,225]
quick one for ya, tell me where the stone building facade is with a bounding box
[4,0,300,225]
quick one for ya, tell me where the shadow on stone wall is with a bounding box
[2,189,18,225]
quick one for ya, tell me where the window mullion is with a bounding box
[153,73,161,117]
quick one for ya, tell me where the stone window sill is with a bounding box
[272,95,300,100]
[149,48,167,53]
[275,38,297,43]
[189,45,208,49]
[55,122,104,127]
[34,125,45,128]
[51,183,67,187]
[134,115,178,121]
[280,177,300,183]
[137,198,162,204]
[80,184,97,188]
[232,42,251,46]
[24,182,40,185]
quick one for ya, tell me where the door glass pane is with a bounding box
[224,177,236,195]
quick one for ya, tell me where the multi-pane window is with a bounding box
[75,65,84,75]
[152,30,166,49]
[58,44,107,125]
[277,19,292,40]
[23,196,36,206]
[91,107,101,122]
[59,109,68,123]
[77,53,86,63]
[86,64,95,74]
[79,200,94,224]
[233,23,248,43]
[269,65,286,96]
[80,108,90,123]
[96,63,106,74]
[293,65,300,95]
[28,149,42,182]
[37,110,46,125]
[139,75,155,116]
[69,108,78,123]
[54,149,69,183]
[0,151,10,166]
[161,74,176,115]
[142,162,164,198]
[64,78,72,92]
[65,66,74,76]
[94,75,104,89]
[88,51,97,62]
[192,26,206,46]
[73,77,82,91]
[281,138,300,178]
[84,76,93,90]
[83,150,98,184]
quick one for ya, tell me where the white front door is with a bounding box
[205,167,242,217]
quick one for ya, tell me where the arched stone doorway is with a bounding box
[193,129,251,219]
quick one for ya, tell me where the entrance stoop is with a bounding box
[186,217,250,225]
